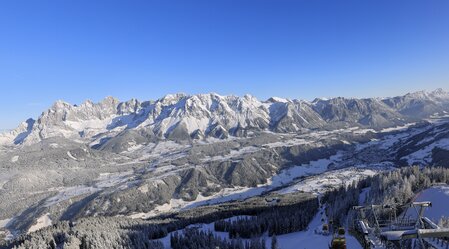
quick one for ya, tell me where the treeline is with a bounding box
[214,198,318,238]
[368,166,449,205]
[170,228,266,249]
[3,193,316,249]
[5,218,166,249]
[438,217,449,228]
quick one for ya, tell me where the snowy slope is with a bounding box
[405,185,449,222]
[156,206,363,249]
[27,213,52,234]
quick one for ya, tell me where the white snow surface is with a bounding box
[380,123,416,133]
[94,171,134,188]
[45,186,98,207]
[403,138,449,165]
[27,213,52,233]
[66,151,77,160]
[270,152,344,189]
[10,156,18,163]
[0,218,13,228]
[130,194,215,219]
[358,187,371,205]
[44,171,135,208]
[278,167,379,195]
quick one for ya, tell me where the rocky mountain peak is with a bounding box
[100,96,120,106]
[266,97,290,103]
[432,88,446,95]
[50,100,72,111]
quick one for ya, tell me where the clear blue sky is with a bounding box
[1,0,448,129]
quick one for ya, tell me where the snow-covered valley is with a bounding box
[1,90,449,248]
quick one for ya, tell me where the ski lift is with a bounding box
[329,227,346,249]
[323,224,329,232]
[352,201,449,248]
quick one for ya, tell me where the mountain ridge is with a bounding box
[1,89,448,149]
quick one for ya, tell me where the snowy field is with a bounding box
[45,186,99,207]
[278,166,380,195]
[402,138,449,165]
[27,213,52,234]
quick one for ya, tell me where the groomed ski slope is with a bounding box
[264,205,362,249]
[157,205,363,249]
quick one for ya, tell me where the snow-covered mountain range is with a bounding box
[1,89,449,246]
[1,89,449,151]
